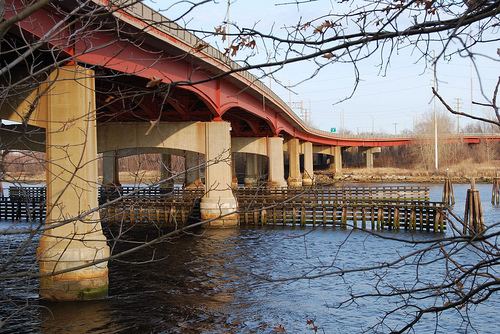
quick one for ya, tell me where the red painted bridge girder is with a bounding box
[4,0,500,148]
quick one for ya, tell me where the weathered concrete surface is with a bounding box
[102,150,120,186]
[184,151,204,189]
[98,122,206,154]
[362,147,382,169]
[244,154,259,187]
[231,137,268,156]
[267,137,287,188]
[302,141,314,186]
[329,146,343,175]
[37,66,109,301]
[287,138,302,188]
[200,121,239,227]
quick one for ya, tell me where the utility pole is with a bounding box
[371,115,374,134]
[432,69,439,171]
[393,122,398,135]
[225,0,231,49]
[455,97,461,134]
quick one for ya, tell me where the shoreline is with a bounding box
[3,168,497,186]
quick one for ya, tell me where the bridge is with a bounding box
[0,0,498,301]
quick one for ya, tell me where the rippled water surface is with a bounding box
[0,183,498,333]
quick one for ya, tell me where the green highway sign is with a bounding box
[330,127,336,133]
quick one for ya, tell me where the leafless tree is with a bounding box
[0,1,499,333]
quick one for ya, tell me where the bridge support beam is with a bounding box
[184,151,203,189]
[102,151,120,186]
[363,147,381,169]
[244,154,259,187]
[200,121,239,227]
[302,142,314,186]
[160,153,174,190]
[37,66,109,301]
[267,137,287,188]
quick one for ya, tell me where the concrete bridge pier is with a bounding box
[363,147,381,169]
[302,142,314,186]
[329,146,343,175]
[37,66,109,301]
[200,121,239,227]
[257,155,267,182]
[231,154,238,188]
[287,138,302,188]
[244,154,259,187]
[102,150,120,187]
[267,137,287,188]
[184,151,203,189]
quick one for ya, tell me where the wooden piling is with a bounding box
[491,173,500,206]
[464,178,484,235]
[442,172,455,206]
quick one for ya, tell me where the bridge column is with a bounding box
[37,65,109,301]
[302,142,314,186]
[287,138,302,188]
[267,137,287,188]
[231,154,238,188]
[184,151,203,189]
[102,151,120,186]
[244,154,259,187]
[364,147,381,169]
[160,153,174,190]
[257,155,266,182]
[329,146,343,174]
[200,121,239,227]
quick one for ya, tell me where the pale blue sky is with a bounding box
[147,0,499,134]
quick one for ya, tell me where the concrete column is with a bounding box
[184,151,203,189]
[160,153,174,189]
[366,150,374,169]
[364,147,381,169]
[38,65,109,301]
[102,151,120,186]
[244,154,258,187]
[231,154,238,189]
[287,138,302,187]
[302,142,314,186]
[267,137,287,188]
[329,146,343,174]
[200,121,239,227]
[256,155,266,182]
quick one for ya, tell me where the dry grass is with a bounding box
[317,160,500,184]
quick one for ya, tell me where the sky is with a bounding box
[147,1,499,134]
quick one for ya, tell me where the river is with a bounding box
[0,183,498,333]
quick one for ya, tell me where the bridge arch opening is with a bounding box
[222,107,275,137]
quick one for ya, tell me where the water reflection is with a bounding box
[40,300,117,334]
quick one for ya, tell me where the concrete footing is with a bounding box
[200,197,239,228]
[37,237,110,301]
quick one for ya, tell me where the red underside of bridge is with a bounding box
[4,0,499,148]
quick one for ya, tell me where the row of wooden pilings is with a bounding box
[442,173,500,236]
[1,176,498,236]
